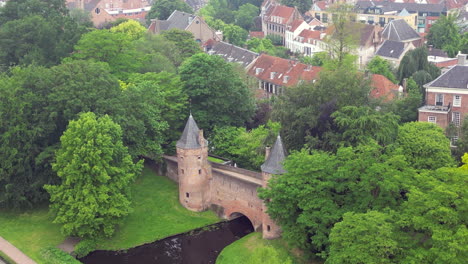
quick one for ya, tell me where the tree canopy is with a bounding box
[179,53,255,131]
[427,13,467,57]
[45,112,142,238]
[146,0,193,23]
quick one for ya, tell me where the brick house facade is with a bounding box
[418,54,468,139]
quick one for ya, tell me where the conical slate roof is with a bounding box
[176,114,201,149]
[261,135,287,174]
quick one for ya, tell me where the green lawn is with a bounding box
[216,232,322,264]
[95,166,219,250]
[0,166,219,262]
[208,156,226,164]
[0,207,65,263]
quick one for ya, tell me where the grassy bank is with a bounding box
[0,250,17,264]
[216,232,323,264]
[0,166,219,262]
[0,207,65,263]
[96,166,219,249]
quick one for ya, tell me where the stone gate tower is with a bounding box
[176,114,212,212]
[260,135,287,239]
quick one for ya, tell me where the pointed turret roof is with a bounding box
[176,114,202,149]
[261,135,287,174]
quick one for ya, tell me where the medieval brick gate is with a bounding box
[158,115,287,239]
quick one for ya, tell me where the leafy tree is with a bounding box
[0,66,56,207]
[235,3,259,30]
[121,72,187,153]
[45,112,142,238]
[280,0,312,14]
[325,4,361,66]
[328,211,400,264]
[273,67,371,151]
[299,51,328,66]
[367,56,397,83]
[397,47,440,82]
[199,0,235,24]
[69,8,93,28]
[179,53,255,131]
[70,29,143,79]
[332,106,400,147]
[160,29,201,63]
[0,0,87,67]
[397,167,468,264]
[110,20,146,40]
[427,13,463,57]
[395,122,454,171]
[223,24,249,46]
[388,78,422,123]
[260,143,412,257]
[146,0,192,23]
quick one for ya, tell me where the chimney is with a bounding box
[198,129,205,146]
[457,52,467,66]
[265,146,271,161]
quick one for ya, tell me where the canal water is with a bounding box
[79,216,254,264]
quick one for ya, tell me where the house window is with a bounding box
[428,116,437,123]
[267,225,271,232]
[436,94,444,106]
[198,169,202,175]
[454,95,461,107]
[453,112,461,127]
[186,192,189,198]
[451,136,459,146]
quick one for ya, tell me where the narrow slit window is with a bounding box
[186,192,189,198]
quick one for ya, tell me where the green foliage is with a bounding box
[367,56,397,83]
[45,112,143,238]
[388,78,422,123]
[280,0,312,14]
[146,0,192,23]
[273,67,371,151]
[110,20,146,40]
[74,239,97,258]
[199,0,235,24]
[212,122,281,170]
[0,0,87,67]
[266,34,284,46]
[179,53,255,131]
[223,24,249,46]
[453,116,468,158]
[70,29,142,80]
[332,106,400,147]
[327,211,400,264]
[397,47,440,82]
[160,29,202,62]
[260,143,412,257]
[397,167,468,263]
[40,247,81,264]
[395,122,454,171]
[235,3,259,30]
[246,37,288,58]
[299,52,328,66]
[427,13,464,57]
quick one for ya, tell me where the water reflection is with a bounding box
[80,216,254,264]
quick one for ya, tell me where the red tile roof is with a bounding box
[315,1,328,10]
[370,74,400,101]
[249,31,265,39]
[433,58,459,68]
[297,29,321,42]
[270,5,295,21]
[289,19,305,32]
[247,54,322,87]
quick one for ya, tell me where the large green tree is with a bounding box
[260,143,412,257]
[367,56,397,83]
[179,53,255,131]
[0,0,87,67]
[327,211,400,264]
[146,0,192,23]
[427,13,466,57]
[395,122,454,171]
[234,3,259,30]
[272,67,372,151]
[45,112,142,238]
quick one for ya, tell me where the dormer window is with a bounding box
[283,76,290,83]
[255,68,263,75]
[270,72,276,79]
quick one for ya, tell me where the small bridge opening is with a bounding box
[228,212,255,235]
